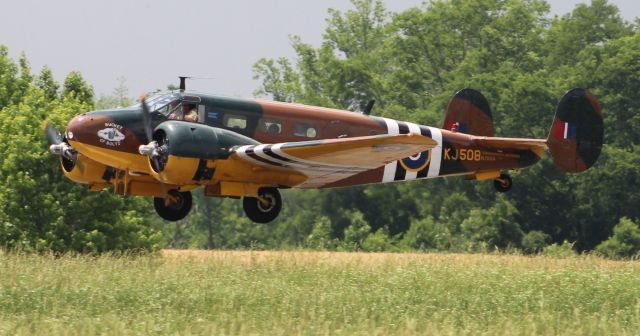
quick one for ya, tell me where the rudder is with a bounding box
[547,88,603,173]
[443,88,494,137]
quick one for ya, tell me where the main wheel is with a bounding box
[154,190,192,221]
[494,173,513,192]
[242,188,282,223]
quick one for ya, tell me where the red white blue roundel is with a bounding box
[399,150,431,172]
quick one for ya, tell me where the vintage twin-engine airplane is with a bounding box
[46,80,603,223]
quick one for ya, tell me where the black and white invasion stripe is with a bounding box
[380,117,442,183]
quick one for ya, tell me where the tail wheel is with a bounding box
[242,188,282,223]
[154,190,192,221]
[494,173,513,192]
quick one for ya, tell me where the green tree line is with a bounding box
[248,0,640,256]
[0,48,160,253]
[0,0,638,258]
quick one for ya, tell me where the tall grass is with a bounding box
[0,250,639,335]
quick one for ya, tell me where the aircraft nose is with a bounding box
[64,109,143,152]
[65,112,123,146]
[65,113,99,144]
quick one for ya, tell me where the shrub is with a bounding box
[542,240,577,258]
[460,197,524,250]
[340,210,371,251]
[305,216,336,250]
[401,216,451,251]
[596,217,640,259]
[362,229,394,252]
[522,230,551,254]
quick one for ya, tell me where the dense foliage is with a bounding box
[0,0,637,257]
[0,47,161,253]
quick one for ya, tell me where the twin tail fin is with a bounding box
[443,88,604,173]
[546,88,603,173]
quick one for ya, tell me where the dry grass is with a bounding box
[0,249,638,335]
[163,249,639,269]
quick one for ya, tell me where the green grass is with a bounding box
[0,250,639,335]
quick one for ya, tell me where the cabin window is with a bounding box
[204,106,222,125]
[224,114,247,130]
[259,118,282,134]
[294,123,317,138]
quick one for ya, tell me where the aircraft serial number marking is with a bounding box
[443,148,522,161]
[444,148,482,161]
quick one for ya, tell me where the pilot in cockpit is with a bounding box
[168,103,198,122]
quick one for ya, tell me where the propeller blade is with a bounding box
[44,123,63,145]
[139,94,153,143]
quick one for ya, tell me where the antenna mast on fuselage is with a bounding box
[178,76,188,92]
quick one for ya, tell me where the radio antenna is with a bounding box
[178,76,190,92]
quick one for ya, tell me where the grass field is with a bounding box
[0,250,639,335]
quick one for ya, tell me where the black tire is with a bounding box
[494,173,513,192]
[154,190,192,221]
[243,188,282,223]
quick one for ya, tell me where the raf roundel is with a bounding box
[399,150,431,172]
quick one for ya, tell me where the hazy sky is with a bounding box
[0,0,637,99]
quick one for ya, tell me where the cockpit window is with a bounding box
[140,93,181,115]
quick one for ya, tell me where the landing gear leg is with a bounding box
[242,187,282,223]
[154,190,193,221]
[494,173,512,192]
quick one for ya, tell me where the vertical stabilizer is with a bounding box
[443,88,494,136]
[547,88,603,173]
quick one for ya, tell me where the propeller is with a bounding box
[137,95,169,196]
[139,94,153,144]
[138,95,166,171]
[45,123,76,162]
[45,123,63,146]
[45,122,84,173]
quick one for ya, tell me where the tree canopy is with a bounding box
[0,0,638,257]
[0,54,160,253]
[251,0,640,254]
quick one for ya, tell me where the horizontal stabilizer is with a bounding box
[474,137,547,151]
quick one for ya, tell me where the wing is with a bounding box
[221,133,436,188]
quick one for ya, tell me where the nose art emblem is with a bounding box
[97,127,125,146]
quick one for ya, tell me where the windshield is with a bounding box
[132,93,181,115]
[147,93,180,114]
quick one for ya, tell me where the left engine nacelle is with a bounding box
[61,154,110,184]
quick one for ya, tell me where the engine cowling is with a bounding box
[61,153,111,184]
[144,121,259,185]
